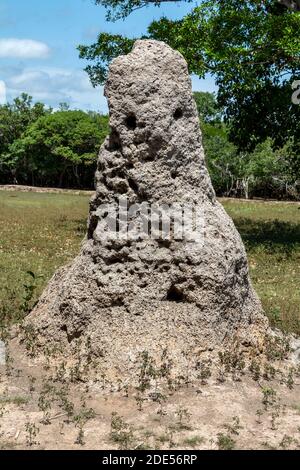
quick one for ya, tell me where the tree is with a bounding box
[59,102,70,111]
[93,0,185,21]
[244,138,300,199]
[201,121,239,196]
[202,125,300,200]
[0,94,49,152]
[193,91,223,124]
[79,1,300,150]
[0,94,50,183]
[91,0,300,20]
[195,92,300,200]
[279,0,300,11]
[1,109,109,188]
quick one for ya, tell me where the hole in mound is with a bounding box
[157,239,171,249]
[144,154,155,162]
[173,108,183,120]
[125,114,137,130]
[111,297,124,307]
[166,285,185,302]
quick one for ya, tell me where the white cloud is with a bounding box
[2,67,216,114]
[0,80,6,104]
[5,66,108,113]
[0,38,50,59]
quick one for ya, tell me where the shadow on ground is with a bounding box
[234,218,300,255]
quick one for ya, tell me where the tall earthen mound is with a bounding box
[21,40,269,382]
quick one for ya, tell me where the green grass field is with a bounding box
[0,191,299,335]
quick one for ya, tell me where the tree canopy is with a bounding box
[0,96,109,188]
[1,92,298,198]
[78,0,300,150]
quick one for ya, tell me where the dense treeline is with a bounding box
[196,92,300,200]
[0,94,109,189]
[0,92,299,198]
[76,0,300,199]
[1,1,299,198]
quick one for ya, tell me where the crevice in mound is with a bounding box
[109,168,125,179]
[145,155,155,161]
[109,130,122,151]
[61,325,82,343]
[87,214,98,239]
[128,177,139,194]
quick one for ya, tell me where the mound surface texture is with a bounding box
[24,40,268,381]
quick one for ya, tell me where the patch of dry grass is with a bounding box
[0,191,89,331]
[0,191,299,335]
[222,199,300,335]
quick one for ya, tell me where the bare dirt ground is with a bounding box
[0,185,94,196]
[1,344,300,450]
[0,186,299,450]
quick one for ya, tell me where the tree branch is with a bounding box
[278,0,300,11]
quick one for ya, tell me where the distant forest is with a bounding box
[0,91,299,199]
[0,94,109,190]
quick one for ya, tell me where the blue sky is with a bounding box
[0,0,217,112]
